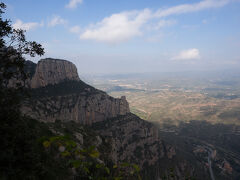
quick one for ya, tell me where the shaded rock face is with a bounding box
[31,58,80,88]
[92,114,196,180]
[93,114,161,167]
[22,58,130,124]
[22,92,130,125]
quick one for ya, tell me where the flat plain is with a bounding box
[84,71,240,125]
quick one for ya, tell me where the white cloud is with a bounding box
[69,25,81,33]
[78,0,232,44]
[66,0,83,9]
[48,15,67,27]
[80,9,152,43]
[172,48,200,60]
[155,0,230,18]
[13,19,43,31]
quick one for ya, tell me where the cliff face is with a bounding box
[31,58,80,88]
[22,58,130,124]
[93,114,200,179]
[93,114,161,166]
[22,92,130,124]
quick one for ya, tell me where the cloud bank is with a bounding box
[77,0,232,44]
[80,9,151,43]
[154,0,230,17]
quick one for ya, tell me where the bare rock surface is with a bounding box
[22,93,130,124]
[22,58,130,124]
[31,58,80,88]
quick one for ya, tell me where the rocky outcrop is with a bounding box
[92,114,197,180]
[31,58,80,88]
[22,92,130,124]
[22,58,130,124]
[93,114,161,166]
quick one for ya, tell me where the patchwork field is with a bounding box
[84,71,240,125]
[110,90,240,125]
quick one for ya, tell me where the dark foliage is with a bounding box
[0,3,53,179]
[29,80,100,98]
[0,117,72,179]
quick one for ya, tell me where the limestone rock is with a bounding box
[31,58,80,88]
[22,59,130,124]
[22,92,130,125]
[92,114,161,167]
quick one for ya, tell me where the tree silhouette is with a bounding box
[0,3,45,178]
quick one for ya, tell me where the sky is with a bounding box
[3,0,240,74]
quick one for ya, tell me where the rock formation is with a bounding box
[22,58,130,124]
[22,92,130,124]
[31,58,80,88]
[93,114,162,167]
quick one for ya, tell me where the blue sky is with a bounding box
[3,0,240,74]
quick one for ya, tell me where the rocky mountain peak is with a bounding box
[31,58,80,88]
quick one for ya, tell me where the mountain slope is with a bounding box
[22,58,129,124]
[21,58,213,179]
